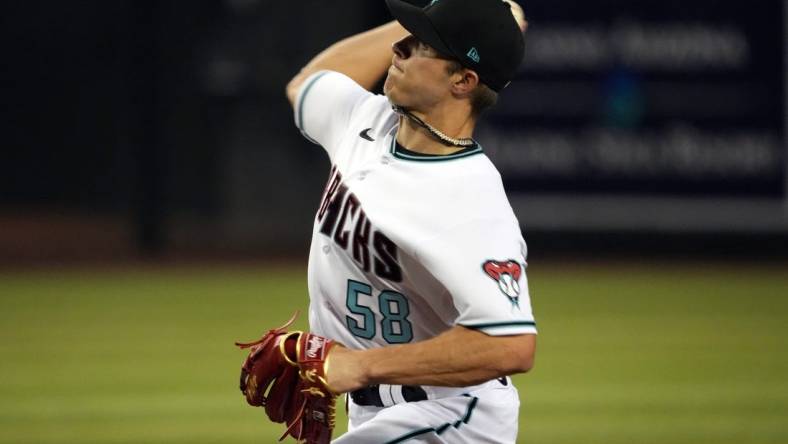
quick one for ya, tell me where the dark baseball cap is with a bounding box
[385,0,525,92]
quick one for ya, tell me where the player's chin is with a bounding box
[385,91,408,110]
[384,77,418,110]
[383,77,400,103]
[383,72,396,94]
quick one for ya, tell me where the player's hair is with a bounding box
[445,60,499,118]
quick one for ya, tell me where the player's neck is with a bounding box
[396,108,475,155]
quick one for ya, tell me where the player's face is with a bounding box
[384,35,456,111]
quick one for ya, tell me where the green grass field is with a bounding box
[1,261,787,444]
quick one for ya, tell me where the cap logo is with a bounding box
[466,47,480,63]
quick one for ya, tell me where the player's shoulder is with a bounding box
[350,94,397,133]
[317,72,393,119]
[295,70,397,157]
[427,152,516,221]
[469,158,514,213]
[442,151,506,194]
[300,70,390,114]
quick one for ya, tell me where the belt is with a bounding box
[350,378,508,408]
[350,384,428,407]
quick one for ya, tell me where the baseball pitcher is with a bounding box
[236,1,536,442]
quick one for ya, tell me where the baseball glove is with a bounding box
[235,313,338,444]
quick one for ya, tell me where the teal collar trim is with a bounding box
[389,137,483,162]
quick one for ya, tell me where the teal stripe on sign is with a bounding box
[296,71,330,133]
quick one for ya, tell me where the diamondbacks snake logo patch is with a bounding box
[482,259,523,308]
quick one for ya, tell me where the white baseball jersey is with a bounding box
[294,70,536,443]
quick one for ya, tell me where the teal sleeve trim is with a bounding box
[461,320,537,330]
[296,71,331,138]
[383,396,479,443]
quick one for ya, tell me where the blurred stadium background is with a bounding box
[1,1,787,443]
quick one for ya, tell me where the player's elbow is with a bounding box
[285,76,301,108]
[503,334,536,374]
[286,67,311,107]
[514,350,535,374]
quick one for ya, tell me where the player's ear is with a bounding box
[450,69,480,97]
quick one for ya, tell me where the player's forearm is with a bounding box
[328,326,535,393]
[362,327,535,387]
[287,21,407,100]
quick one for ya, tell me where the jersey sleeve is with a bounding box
[293,70,374,160]
[417,219,537,336]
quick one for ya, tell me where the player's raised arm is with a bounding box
[285,21,408,107]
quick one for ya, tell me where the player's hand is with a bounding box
[502,0,528,33]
